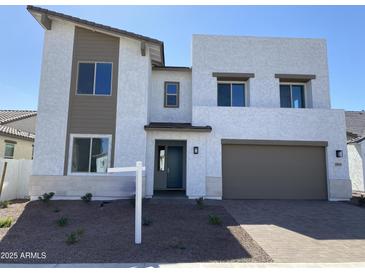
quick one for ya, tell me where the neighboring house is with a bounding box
[0,110,36,160]
[346,111,365,192]
[28,5,351,201]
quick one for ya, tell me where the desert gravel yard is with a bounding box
[0,199,271,264]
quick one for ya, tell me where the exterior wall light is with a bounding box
[336,150,343,158]
[193,147,199,154]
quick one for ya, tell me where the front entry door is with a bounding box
[166,146,183,188]
[154,141,185,191]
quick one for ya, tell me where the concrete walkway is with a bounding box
[223,200,365,263]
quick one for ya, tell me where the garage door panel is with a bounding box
[222,144,327,200]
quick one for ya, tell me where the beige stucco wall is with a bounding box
[0,135,34,160]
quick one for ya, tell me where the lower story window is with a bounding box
[4,143,15,159]
[71,135,111,173]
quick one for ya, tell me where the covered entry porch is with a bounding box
[144,122,212,199]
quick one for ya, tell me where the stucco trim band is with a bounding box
[212,72,255,81]
[275,74,316,82]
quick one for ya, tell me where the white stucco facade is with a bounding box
[348,141,365,192]
[114,36,150,168]
[32,19,74,176]
[30,14,352,201]
[150,70,192,123]
[192,35,330,109]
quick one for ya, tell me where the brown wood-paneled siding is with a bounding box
[64,27,120,174]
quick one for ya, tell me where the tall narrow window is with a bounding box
[77,62,112,95]
[280,84,305,108]
[164,82,179,107]
[4,143,15,159]
[71,136,110,173]
[157,146,166,171]
[218,82,245,107]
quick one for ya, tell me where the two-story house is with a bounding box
[28,5,352,201]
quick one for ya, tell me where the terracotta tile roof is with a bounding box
[0,125,35,140]
[0,110,37,125]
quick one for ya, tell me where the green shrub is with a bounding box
[195,197,204,209]
[38,192,55,203]
[53,208,60,213]
[81,193,93,203]
[57,217,68,227]
[142,216,153,226]
[0,217,12,228]
[66,228,84,245]
[0,201,10,209]
[208,214,222,225]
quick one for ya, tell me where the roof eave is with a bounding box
[27,5,165,66]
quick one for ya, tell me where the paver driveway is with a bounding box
[223,200,365,263]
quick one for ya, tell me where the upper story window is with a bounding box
[4,142,15,159]
[70,135,111,174]
[218,82,245,107]
[77,62,112,95]
[164,82,179,108]
[280,84,305,108]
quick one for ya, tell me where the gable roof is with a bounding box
[0,110,37,125]
[345,111,365,143]
[27,5,165,66]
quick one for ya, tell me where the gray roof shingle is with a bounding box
[0,110,37,125]
[0,110,37,141]
[0,125,35,140]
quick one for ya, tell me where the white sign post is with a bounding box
[108,161,145,244]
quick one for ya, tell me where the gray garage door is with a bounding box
[222,144,327,199]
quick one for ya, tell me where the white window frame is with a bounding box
[76,61,113,96]
[217,81,247,107]
[280,82,306,108]
[68,134,112,176]
[4,143,15,159]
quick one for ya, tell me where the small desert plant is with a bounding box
[57,217,68,227]
[195,197,204,209]
[208,214,222,225]
[130,195,136,207]
[169,237,186,250]
[142,216,153,226]
[0,201,10,209]
[66,228,84,245]
[0,217,12,228]
[359,195,365,206]
[81,193,93,203]
[38,192,55,203]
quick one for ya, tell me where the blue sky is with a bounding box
[0,5,364,111]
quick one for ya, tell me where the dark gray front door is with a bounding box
[166,146,183,188]
[154,140,186,191]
